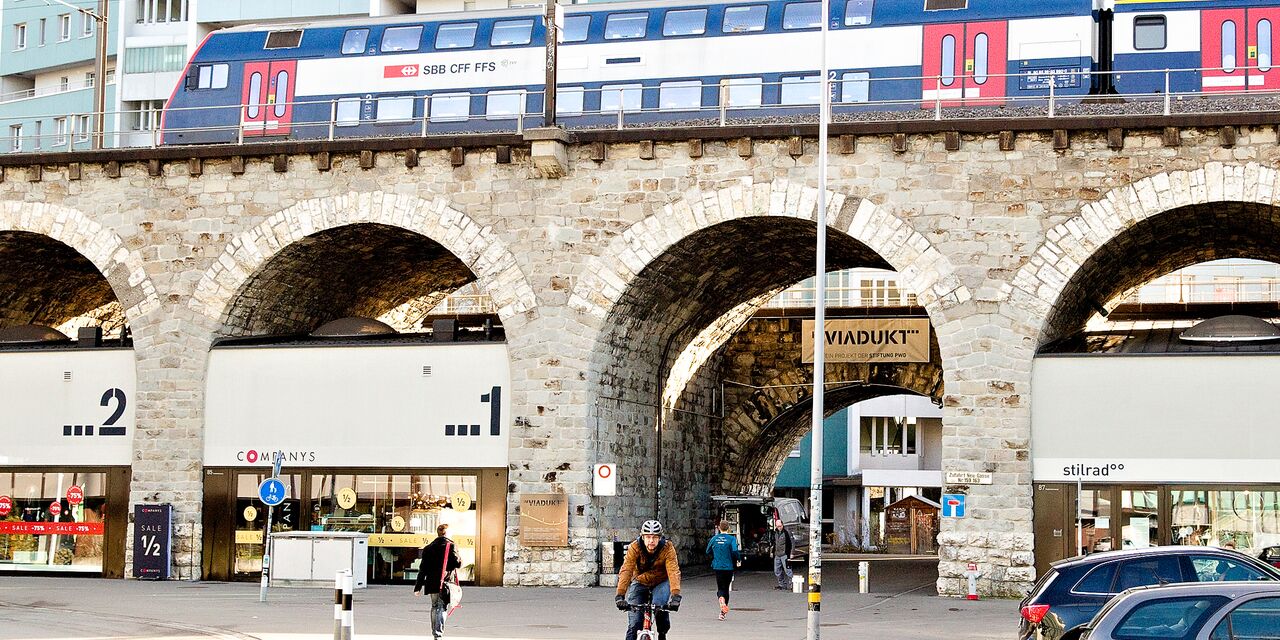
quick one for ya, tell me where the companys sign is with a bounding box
[133,504,172,580]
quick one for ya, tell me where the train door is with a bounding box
[1202,9,1280,92]
[240,60,297,137]
[922,22,1007,107]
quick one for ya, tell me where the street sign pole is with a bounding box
[259,456,284,603]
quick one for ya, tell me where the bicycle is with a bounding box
[628,601,672,640]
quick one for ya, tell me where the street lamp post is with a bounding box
[807,0,831,638]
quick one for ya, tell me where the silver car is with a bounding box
[1079,582,1280,640]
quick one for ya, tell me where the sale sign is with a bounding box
[0,495,11,517]
[0,521,103,535]
[49,501,62,517]
[67,485,84,505]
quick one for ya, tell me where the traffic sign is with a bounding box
[49,501,63,517]
[941,493,967,518]
[0,495,11,517]
[67,485,84,506]
[593,463,617,496]
[258,478,286,507]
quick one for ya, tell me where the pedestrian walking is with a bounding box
[413,523,463,640]
[705,520,741,621]
[768,518,794,591]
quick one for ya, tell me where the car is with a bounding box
[1076,582,1280,640]
[1018,546,1280,640]
[1260,546,1280,570]
[711,495,809,566]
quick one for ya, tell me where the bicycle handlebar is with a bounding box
[627,603,672,613]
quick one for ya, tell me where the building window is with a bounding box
[38,18,46,46]
[55,117,68,146]
[32,121,42,150]
[60,77,70,92]
[76,114,89,141]
[127,101,160,132]
[59,14,71,41]
[8,125,22,152]
[85,72,96,88]
[1134,15,1167,51]
[124,46,188,73]
[82,13,95,37]
[137,0,188,24]
[14,23,27,50]
[860,416,918,456]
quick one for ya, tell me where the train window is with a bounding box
[1260,20,1273,72]
[486,90,523,119]
[491,19,533,46]
[335,98,360,126]
[845,0,873,26]
[840,71,870,102]
[264,30,302,49]
[781,74,820,105]
[189,63,228,90]
[556,86,585,115]
[783,3,821,30]
[723,5,766,33]
[722,77,763,107]
[429,93,470,122]
[562,15,590,42]
[605,13,647,40]
[924,0,967,9]
[274,70,289,118]
[973,32,989,84]
[381,25,423,52]
[663,9,707,36]
[1222,20,1237,72]
[436,23,477,49]
[940,34,956,85]
[376,95,414,122]
[600,83,642,112]
[659,80,702,110]
[1133,16,1166,51]
[341,29,368,54]
[245,72,262,118]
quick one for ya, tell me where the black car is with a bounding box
[1018,546,1280,640]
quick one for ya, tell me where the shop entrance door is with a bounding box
[232,471,302,580]
[1033,483,1070,575]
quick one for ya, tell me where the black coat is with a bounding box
[413,537,462,594]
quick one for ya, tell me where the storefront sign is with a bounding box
[367,533,477,548]
[0,495,11,517]
[945,471,993,486]
[0,521,103,535]
[133,504,172,580]
[1035,458,1280,483]
[0,350,136,465]
[519,493,568,547]
[390,515,405,532]
[243,506,258,521]
[801,319,931,363]
[336,488,357,509]
[450,491,472,511]
[66,485,84,505]
[236,530,264,545]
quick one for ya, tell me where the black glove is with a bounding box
[667,595,681,612]
[615,595,628,611]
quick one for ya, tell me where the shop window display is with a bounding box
[0,472,107,572]
[1171,489,1280,555]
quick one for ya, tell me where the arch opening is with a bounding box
[0,231,125,338]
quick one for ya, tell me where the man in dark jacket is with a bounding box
[414,524,463,639]
[768,518,794,590]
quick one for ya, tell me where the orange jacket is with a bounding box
[616,538,682,596]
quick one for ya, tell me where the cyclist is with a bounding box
[615,519,682,640]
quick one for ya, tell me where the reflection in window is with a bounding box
[1261,20,1273,72]
[722,77,763,107]
[377,95,414,122]
[659,80,701,110]
[491,19,533,46]
[845,0,873,26]
[1211,598,1280,640]
[436,23,477,49]
[605,13,647,40]
[840,71,870,103]
[601,83,642,112]
[783,2,821,30]
[342,29,368,54]
[486,90,523,119]
[723,5,767,33]
[1134,15,1166,51]
[336,98,361,126]
[941,35,956,86]
[1223,20,1238,72]
[429,93,470,122]
[562,15,590,42]
[974,33,989,84]
[381,26,423,52]
[781,75,820,105]
[663,9,707,36]
[1115,597,1227,638]
[557,86,585,115]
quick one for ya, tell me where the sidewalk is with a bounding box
[0,568,1017,640]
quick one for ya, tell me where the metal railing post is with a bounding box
[421,96,430,137]
[617,102,624,131]
[151,122,159,148]
[329,100,337,141]
[67,114,76,151]
[1164,69,1172,116]
[517,90,527,135]
[934,76,942,120]
[720,83,728,126]
[1048,74,1056,118]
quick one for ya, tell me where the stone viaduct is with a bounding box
[3,112,1279,596]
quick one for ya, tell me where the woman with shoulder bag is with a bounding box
[413,524,463,639]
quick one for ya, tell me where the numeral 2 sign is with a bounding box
[62,387,128,437]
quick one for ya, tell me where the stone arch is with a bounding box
[189,191,538,333]
[0,200,159,324]
[1011,162,1280,346]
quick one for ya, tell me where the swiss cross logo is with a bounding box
[384,64,419,78]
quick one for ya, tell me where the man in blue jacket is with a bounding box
[705,520,741,621]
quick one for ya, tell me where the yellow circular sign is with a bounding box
[451,491,472,512]
[337,488,357,509]
[391,515,406,532]
[243,505,258,521]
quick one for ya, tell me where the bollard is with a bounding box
[333,570,344,640]
[792,574,803,593]
[858,561,869,594]
[964,562,981,601]
[340,570,354,640]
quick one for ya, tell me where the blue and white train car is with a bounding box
[1110,0,1280,96]
[160,0,1097,144]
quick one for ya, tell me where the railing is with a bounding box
[0,81,97,105]
[763,284,918,309]
[1119,277,1280,305]
[2,66,1277,154]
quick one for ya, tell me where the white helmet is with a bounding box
[640,519,664,535]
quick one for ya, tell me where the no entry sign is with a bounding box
[0,495,11,517]
[593,463,617,496]
[67,485,84,506]
[49,501,62,517]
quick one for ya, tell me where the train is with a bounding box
[159,0,1280,144]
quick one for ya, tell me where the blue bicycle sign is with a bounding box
[258,478,286,507]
